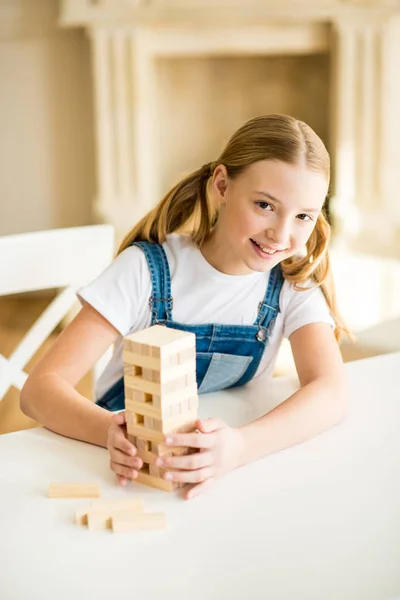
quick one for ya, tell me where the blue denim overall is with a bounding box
[96,241,284,411]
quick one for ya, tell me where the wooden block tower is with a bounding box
[123,325,198,492]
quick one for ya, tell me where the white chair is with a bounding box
[0,225,115,402]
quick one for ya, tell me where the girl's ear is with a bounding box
[211,164,229,205]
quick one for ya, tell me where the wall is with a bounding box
[0,0,95,236]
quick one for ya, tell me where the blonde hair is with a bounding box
[118,114,348,340]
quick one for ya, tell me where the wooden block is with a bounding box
[178,347,196,363]
[88,505,144,531]
[123,352,161,371]
[144,416,154,429]
[151,443,188,457]
[125,380,197,410]
[111,512,166,533]
[124,398,164,420]
[124,362,195,394]
[49,483,100,499]
[126,423,165,444]
[149,464,161,478]
[125,325,195,358]
[127,433,137,445]
[153,385,198,410]
[78,497,144,530]
[136,438,151,452]
[166,353,179,366]
[135,448,158,465]
[123,339,142,354]
[134,470,174,492]
[161,410,198,434]
[123,364,142,377]
[76,506,89,526]
[142,367,154,381]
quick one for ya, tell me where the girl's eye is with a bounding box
[297,213,312,222]
[256,201,272,211]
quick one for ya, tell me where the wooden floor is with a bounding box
[0,296,379,435]
[0,295,93,435]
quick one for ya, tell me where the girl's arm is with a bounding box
[238,322,348,465]
[20,303,121,447]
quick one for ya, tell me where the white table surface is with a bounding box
[1,353,400,600]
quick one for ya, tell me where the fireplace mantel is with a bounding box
[60,1,400,26]
[60,0,400,257]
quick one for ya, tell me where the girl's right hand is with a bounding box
[106,411,143,485]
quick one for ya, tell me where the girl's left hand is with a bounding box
[155,417,245,500]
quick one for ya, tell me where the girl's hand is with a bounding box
[106,412,143,485]
[156,417,246,500]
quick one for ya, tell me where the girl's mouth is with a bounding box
[250,239,284,258]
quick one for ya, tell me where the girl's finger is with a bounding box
[111,448,142,469]
[195,417,226,433]
[185,477,215,500]
[118,475,127,486]
[110,461,138,480]
[163,466,214,484]
[158,451,212,470]
[111,411,127,426]
[164,432,215,450]
[111,430,136,456]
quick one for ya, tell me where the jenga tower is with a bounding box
[123,325,198,492]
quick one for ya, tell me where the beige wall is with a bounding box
[0,0,95,236]
[156,54,330,196]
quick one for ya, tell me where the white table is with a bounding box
[1,353,400,600]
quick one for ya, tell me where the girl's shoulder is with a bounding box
[279,277,335,337]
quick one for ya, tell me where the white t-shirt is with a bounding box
[77,234,335,400]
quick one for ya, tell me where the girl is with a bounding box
[21,114,348,500]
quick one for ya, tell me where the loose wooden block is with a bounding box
[76,497,144,529]
[111,512,166,533]
[76,506,89,526]
[49,483,100,499]
[88,502,144,531]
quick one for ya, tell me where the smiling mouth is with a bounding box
[250,239,285,255]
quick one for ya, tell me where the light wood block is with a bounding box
[135,449,158,465]
[125,382,197,410]
[124,361,195,391]
[49,483,100,499]
[111,511,166,533]
[134,470,175,492]
[76,506,89,526]
[124,398,165,420]
[124,325,195,358]
[126,423,165,444]
[136,438,151,452]
[127,412,197,439]
[76,497,145,529]
[151,443,188,457]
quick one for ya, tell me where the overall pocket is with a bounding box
[197,352,253,394]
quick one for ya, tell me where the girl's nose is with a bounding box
[266,220,290,248]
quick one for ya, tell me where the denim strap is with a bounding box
[132,241,173,323]
[253,265,283,338]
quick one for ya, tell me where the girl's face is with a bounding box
[207,159,329,275]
